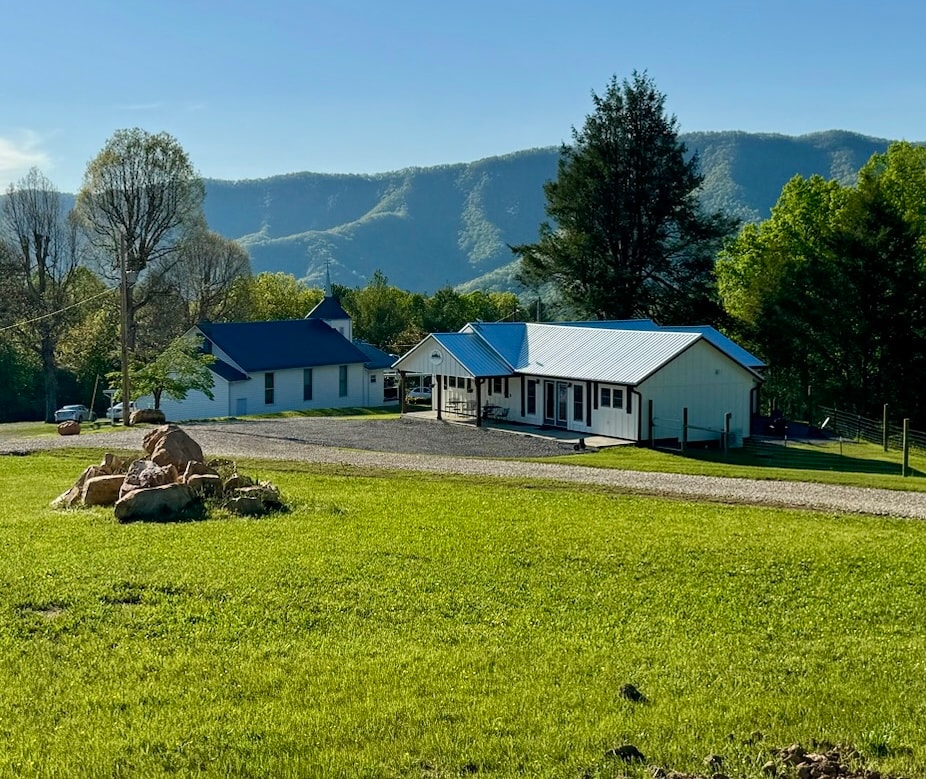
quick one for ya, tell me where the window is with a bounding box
[600,387,611,408]
[613,388,624,409]
[573,384,584,421]
[492,377,503,395]
[370,374,377,384]
[264,372,275,405]
[303,368,313,401]
[526,380,537,415]
[449,376,457,389]
[339,365,348,397]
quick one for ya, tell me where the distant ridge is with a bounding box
[198,130,892,294]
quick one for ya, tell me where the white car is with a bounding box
[54,404,94,422]
[406,387,432,403]
[106,402,137,421]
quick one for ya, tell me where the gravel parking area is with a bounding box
[5,415,926,520]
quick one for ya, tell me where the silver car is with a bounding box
[54,404,94,422]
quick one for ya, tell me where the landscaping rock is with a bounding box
[114,483,194,522]
[82,474,126,506]
[50,465,104,508]
[142,424,204,470]
[57,420,80,436]
[224,495,268,516]
[131,408,166,425]
[182,460,218,482]
[187,473,223,498]
[119,459,179,499]
[224,472,254,491]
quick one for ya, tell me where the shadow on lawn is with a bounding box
[686,439,923,478]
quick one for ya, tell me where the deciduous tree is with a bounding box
[74,128,205,352]
[0,169,85,421]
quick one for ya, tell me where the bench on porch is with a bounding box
[482,405,509,421]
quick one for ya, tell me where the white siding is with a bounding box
[139,379,232,422]
[639,340,758,446]
[238,364,366,414]
[592,384,638,440]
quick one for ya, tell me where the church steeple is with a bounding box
[305,259,352,341]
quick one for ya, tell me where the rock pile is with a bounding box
[602,742,900,779]
[51,424,284,521]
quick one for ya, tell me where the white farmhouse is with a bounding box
[393,320,764,447]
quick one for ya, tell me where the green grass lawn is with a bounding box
[1,450,925,777]
[540,438,926,492]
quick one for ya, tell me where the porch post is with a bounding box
[436,375,442,420]
[475,378,483,428]
[399,371,407,415]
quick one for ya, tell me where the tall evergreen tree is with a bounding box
[514,72,735,322]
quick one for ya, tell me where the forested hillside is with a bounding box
[199,130,892,293]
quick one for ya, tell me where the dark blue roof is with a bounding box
[210,359,250,382]
[198,319,368,372]
[354,340,395,370]
[306,295,350,320]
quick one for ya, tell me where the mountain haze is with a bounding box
[202,130,892,294]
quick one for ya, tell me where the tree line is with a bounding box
[5,74,926,428]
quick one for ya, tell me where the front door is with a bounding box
[544,380,570,427]
[236,397,247,416]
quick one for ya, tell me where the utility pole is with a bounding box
[119,234,132,428]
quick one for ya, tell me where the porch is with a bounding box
[401,407,632,450]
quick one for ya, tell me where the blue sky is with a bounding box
[2,0,924,193]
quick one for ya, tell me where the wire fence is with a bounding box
[818,406,926,455]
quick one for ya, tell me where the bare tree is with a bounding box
[172,223,252,327]
[74,128,205,352]
[0,169,83,421]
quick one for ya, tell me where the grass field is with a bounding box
[540,438,926,492]
[1,449,925,777]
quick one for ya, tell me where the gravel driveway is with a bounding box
[5,415,926,520]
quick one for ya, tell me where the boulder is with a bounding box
[114,483,194,522]
[187,473,223,498]
[224,482,284,515]
[82,474,126,506]
[224,495,267,516]
[142,425,204,470]
[100,453,132,475]
[224,472,254,491]
[182,460,218,482]
[131,408,166,425]
[51,465,105,508]
[57,420,80,436]
[119,459,179,499]
[235,483,283,509]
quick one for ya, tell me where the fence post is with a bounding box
[883,404,889,452]
[903,418,910,477]
[723,412,732,455]
[857,415,861,443]
[681,407,688,453]
[648,399,654,448]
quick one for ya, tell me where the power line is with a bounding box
[0,287,116,333]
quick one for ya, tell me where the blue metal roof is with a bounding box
[431,332,513,377]
[305,295,350,320]
[464,322,527,367]
[354,340,396,370]
[199,319,368,372]
[210,359,250,382]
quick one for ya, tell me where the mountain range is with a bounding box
[199,130,893,295]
